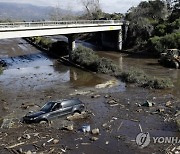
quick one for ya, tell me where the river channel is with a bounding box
[0,38,180,154]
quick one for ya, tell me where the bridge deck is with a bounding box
[0,20,124,39]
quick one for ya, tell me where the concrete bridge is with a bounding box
[0,20,128,52]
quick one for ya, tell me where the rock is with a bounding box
[91,128,100,135]
[90,137,99,141]
[1,118,15,129]
[62,124,74,131]
[165,101,172,107]
[22,134,31,140]
[91,94,101,98]
[142,100,155,107]
[107,100,117,104]
[53,139,59,144]
[25,150,32,154]
[102,123,107,127]
[104,94,111,98]
[67,111,89,121]
[157,108,165,113]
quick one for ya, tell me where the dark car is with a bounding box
[22,99,85,123]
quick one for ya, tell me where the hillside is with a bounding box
[0,2,76,21]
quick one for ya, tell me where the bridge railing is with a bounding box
[0,20,123,29]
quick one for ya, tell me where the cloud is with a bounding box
[0,0,144,13]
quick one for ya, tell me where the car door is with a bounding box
[61,100,73,115]
[48,103,63,119]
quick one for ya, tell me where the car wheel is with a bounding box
[172,61,179,69]
[39,119,48,124]
[73,110,81,114]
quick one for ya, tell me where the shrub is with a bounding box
[72,45,119,74]
[117,67,173,89]
[143,77,173,89]
[149,32,180,53]
[71,46,173,89]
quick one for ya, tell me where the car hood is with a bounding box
[25,111,45,118]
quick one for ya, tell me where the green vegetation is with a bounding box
[28,36,68,56]
[72,45,119,74]
[30,36,53,49]
[72,46,173,89]
[118,67,173,89]
[125,0,180,54]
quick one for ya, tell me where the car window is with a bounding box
[52,103,62,111]
[40,102,55,112]
[62,100,74,108]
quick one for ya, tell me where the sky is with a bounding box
[0,0,146,13]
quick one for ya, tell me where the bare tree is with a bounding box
[81,0,101,18]
[49,3,62,21]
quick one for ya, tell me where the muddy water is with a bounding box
[96,50,180,99]
[0,39,110,92]
[0,38,179,153]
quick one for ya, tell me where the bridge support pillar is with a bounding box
[101,30,122,51]
[68,35,76,61]
[117,30,122,51]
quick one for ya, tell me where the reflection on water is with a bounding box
[97,50,180,98]
[0,38,108,92]
[1,38,180,98]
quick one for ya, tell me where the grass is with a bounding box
[72,45,173,89]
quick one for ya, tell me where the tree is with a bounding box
[81,0,101,19]
[125,0,168,48]
[49,3,62,21]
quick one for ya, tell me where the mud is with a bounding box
[0,38,179,154]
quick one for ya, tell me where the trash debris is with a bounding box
[6,142,25,149]
[82,124,91,133]
[90,137,99,141]
[91,128,100,135]
[91,94,101,98]
[104,94,111,98]
[95,79,119,89]
[62,124,74,131]
[21,103,35,109]
[105,141,109,145]
[53,139,59,144]
[47,138,54,143]
[142,100,155,107]
[22,134,31,140]
[165,101,172,107]
[156,108,165,113]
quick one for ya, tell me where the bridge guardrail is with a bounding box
[0,20,124,29]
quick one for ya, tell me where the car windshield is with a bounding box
[40,102,55,112]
